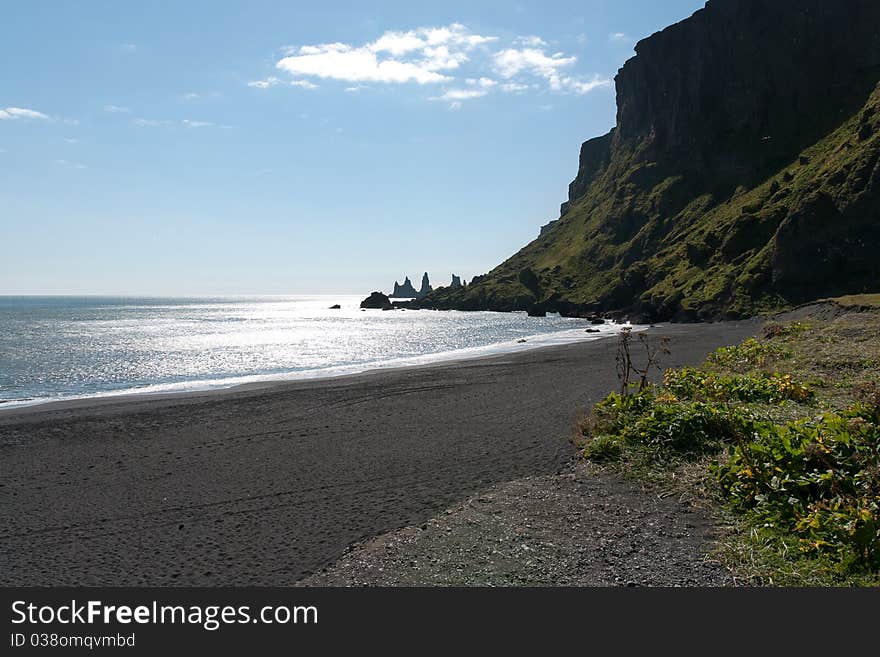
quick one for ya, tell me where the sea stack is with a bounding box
[416,272,433,299]
[391,277,419,298]
[449,274,462,288]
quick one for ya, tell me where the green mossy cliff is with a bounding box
[421,0,880,321]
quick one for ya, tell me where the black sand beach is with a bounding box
[0,320,758,586]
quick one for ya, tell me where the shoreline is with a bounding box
[0,321,633,418]
[0,319,760,585]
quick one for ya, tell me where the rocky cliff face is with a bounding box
[423,0,880,321]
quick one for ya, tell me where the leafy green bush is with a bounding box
[663,367,813,404]
[588,389,754,458]
[707,338,790,370]
[762,321,812,339]
[592,390,656,434]
[583,434,623,461]
[715,404,880,570]
[619,400,754,456]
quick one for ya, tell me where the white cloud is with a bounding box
[493,47,576,79]
[64,138,79,144]
[500,82,531,93]
[258,24,610,103]
[104,104,131,113]
[0,107,50,121]
[248,76,282,88]
[430,88,488,109]
[515,35,547,47]
[132,118,172,127]
[248,76,316,89]
[493,47,611,95]
[133,118,219,128]
[431,88,488,101]
[275,23,496,86]
[559,75,612,94]
[466,77,497,88]
[53,159,86,169]
[609,32,628,42]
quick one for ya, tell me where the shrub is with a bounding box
[619,400,754,456]
[583,434,623,461]
[662,368,813,404]
[589,389,755,458]
[762,321,812,339]
[715,404,880,570]
[707,338,790,370]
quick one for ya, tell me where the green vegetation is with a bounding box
[426,81,880,320]
[579,312,880,585]
[830,294,880,309]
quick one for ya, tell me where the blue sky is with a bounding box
[1,0,704,295]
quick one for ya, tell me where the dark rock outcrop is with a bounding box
[449,274,463,288]
[539,219,558,235]
[422,0,880,321]
[526,304,547,317]
[360,292,393,310]
[391,277,419,298]
[329,304,341,309]
[417,272,433,299]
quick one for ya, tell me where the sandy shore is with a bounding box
[0,320,758,585]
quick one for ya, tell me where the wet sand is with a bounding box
[0,320,758,585]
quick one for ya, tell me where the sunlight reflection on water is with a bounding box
[0,295,625,405]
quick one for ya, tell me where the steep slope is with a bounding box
[423,0,880,321]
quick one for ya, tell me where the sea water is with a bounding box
[0,295,624,407]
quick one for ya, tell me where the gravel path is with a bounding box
[301,462,732,587]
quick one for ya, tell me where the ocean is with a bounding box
[0,295,623,408]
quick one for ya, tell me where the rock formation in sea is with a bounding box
[416,272,433,299]
[360,292,393,310]
[418,0,880,322]
[390,277,419,298]
[449,274,463,288]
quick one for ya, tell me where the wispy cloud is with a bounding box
[0,107,50,121]
[132,118,173,127]
[465,77,497,88]
[273,23,497,86]
[430,87,490,110]
[514,35,547,47]
[609,32,629,42]
[133,118,219,129]
[255,23,612,107]
[104,104,131,113]
[53,159,86,169]
[248,76,317,89]
[493,47,611,94]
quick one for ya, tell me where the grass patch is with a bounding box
[830,294,880,309]
[578,311,880,585]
